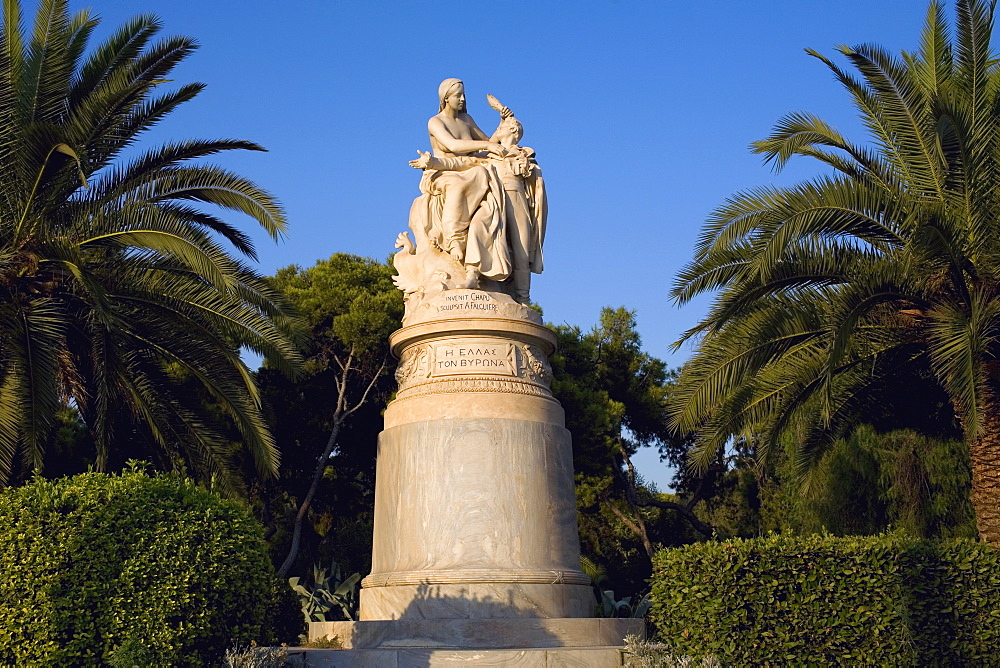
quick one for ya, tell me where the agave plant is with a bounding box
[599,589,653,619]
[0,0,301,491]
[289,560,362,623]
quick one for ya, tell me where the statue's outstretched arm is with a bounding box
[428,117,491,155]
[409,150,482,171]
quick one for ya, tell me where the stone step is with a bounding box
[285,646,627,667]
[310,617,644,649]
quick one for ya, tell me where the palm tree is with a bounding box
[669,0,1000,546]
[0,0,301,493]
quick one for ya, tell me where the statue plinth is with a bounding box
[309,291,643,656]
[361,290,592,621]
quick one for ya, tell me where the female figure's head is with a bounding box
[438,78,465,112]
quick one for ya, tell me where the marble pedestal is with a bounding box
[309,291,642,662]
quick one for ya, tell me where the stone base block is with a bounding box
[359,582,594,620]
[309,617,644,649]
[286,646,627,667]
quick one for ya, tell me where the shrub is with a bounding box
[0,466,276,666]
[650,533,1000,665]
[265,574,307,645]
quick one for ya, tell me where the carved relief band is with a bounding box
[390,292,555,405]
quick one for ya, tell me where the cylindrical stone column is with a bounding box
[359,289,593,621]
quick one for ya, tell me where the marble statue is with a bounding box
[484,94,546,304]
[393,79,546,312]
[310,80,644,661]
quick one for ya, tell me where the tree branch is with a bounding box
[607,502,654,559]
[277,416,343,578]
[632,496,714,537]
[616,444,654,560]
[278,346,358,579]
[618,443,714,538]
[277,345,389,578]
[343,355,388,419]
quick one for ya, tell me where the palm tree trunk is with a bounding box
[968,386,1000,547]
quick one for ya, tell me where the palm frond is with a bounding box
[841,42,946,199]
[70,13,160,105]
[0,1,300,489]
[909,1,953,98]
[673,0,1000,543]
[926,289,1000,438]
[0,369,21,486]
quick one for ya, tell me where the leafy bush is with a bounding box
[0,466,276,666]
[266,574,308,645]
[650,533,1000,665]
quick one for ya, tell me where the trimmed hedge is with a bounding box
[0,467,276,666]
[650,533,1000,665]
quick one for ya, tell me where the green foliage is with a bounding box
[669,0,1000,542]
[664,423,974,545]
[670,438,763,540]
[289,560,361,623]
[106,636,158,668]
[0,466,276,666]
[270,253,402,357]
[598,590,652,619]
[262,575,305,646]
[756,426,976,539]
[302,635,343,649]
[579,554,608,586]
[550,308,698,595]
[874,429,976,538]
[551,307,673,471]
[259,254,402,577]
[0,0,301,492]
[650,534,1000,665]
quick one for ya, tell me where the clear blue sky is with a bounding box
[76,0,931,489]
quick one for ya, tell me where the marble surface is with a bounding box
[368,419,580,574]
[394,80,546,314]
[383,390,564,431]
[362,413,587,620]
[399,289,543,327]
[287,646,629,667]
[386,301,557,411]
[310,618,645,650]
[360,583,593,621]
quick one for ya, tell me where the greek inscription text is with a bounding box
[431,342,516,377]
